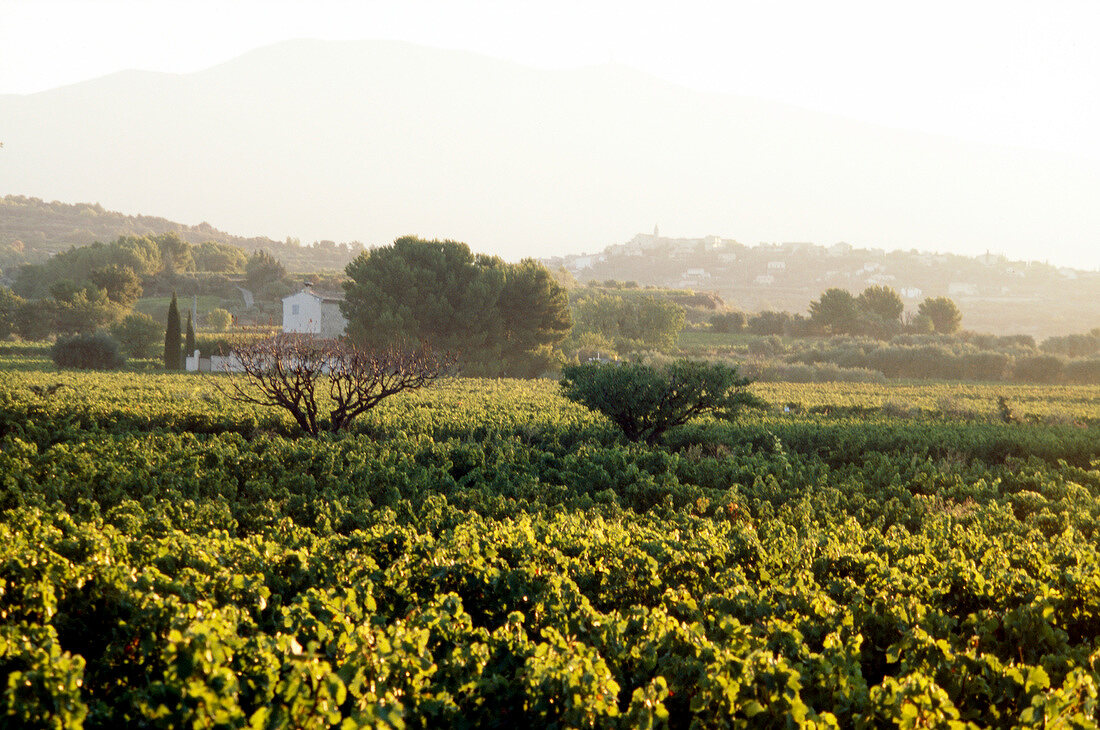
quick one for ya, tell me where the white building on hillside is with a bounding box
[282,286,348,338]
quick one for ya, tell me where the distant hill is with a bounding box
[546,233,1100,338]
[0,195,363,274]
[2,39,1099,267]
[4,193,1097,337]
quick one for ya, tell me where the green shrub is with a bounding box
[205,307,233,332]
[51,332,126,370]
[1012,354,1064,384]
[560,359,765,444]
[110,312,162,358]
[1063,358,1100,385]
[710,311,746,333]
[958,351,1010,381]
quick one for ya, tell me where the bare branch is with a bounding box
[217,335,454,435]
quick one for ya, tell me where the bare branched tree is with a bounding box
[219,335,454,435]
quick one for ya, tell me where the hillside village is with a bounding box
[544,230,1100,337]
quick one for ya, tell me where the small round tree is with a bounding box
[560,360,765,445]
[809,288,859,335]
[856,286,904,323]
[206,308,233,332]
[111,312,162,358]
[918,296,962,334]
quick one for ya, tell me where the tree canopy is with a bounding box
[809,286,906,337]
[857,285,904,323]
[90,264,143,306]
[569,292,685,354]
[245,250,288,292]
[111,312,162,358]
[342,236,572,377]
[809,288,859,334]
[918,296,962,334]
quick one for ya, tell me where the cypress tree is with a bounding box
[185,310,196,357]
[164,293,182,370]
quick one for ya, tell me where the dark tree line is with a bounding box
[713,286,962,338]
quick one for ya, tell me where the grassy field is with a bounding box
[132,294,232,323]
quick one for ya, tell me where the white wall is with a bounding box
[283,291,323,334]
[318,302,348,339]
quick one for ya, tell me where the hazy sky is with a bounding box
[3,0,1099,269]
[4,0,1099,160]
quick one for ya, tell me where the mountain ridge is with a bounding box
[1,38,1098,268]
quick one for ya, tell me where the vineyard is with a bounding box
[2,357,1100,727]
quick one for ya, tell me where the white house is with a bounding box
[864,273,897,286]
[282,287,348,338]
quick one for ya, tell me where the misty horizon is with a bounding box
[2,37,1100,272]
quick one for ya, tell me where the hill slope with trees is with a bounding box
[0,195,364,276]
[545,233,1100,338]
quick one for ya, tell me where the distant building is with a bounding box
[754,274,776,286]
[864,273,897,285]
[282,286,348,338]
[900,287,923,299]
[827,242,853,257]
[670,240,700,255]
[767,261,786,271]
[781,242,816,254]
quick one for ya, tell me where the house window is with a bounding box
[292,304,299,315]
